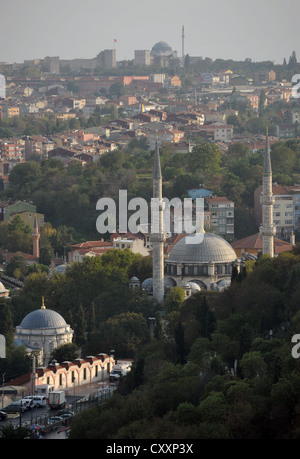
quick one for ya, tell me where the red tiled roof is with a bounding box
[206,196,233,203]
[231,233,293,254]
[71,241,112,250]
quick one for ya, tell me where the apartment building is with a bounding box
[254,184,300,238]
[194,123,234,142]
[206,196,234,238]
[0,140,23,160]
[1,105,20,118]
[134,50,151,66]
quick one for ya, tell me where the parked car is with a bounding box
[60,413,73,420]
[4,401,27,413]
[20,398,34,410]
[48,416,63,424]
[24,395,47,408]
[0,410,7,420]
[56,409,74,417]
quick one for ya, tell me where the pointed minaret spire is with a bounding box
[153,132,162,181]
[150,133,165,304]
[263,126,272,175]
[260,127,275,257]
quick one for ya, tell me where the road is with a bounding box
[0,380,117,439]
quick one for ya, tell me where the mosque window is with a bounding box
[197,266,203,275]
[187,266,194,276]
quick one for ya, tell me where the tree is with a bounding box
[164,286,185,314]
[197,391,229,424]
[50,342,79,363]
[271,142,296,176]
[8,215,31,234]
[0,300,14,345]
[259,90,266,116]
[8,161,42,197]
[86,312,150,359]
[240,351,267,379]
[289,51,297,66]
[5,255,27,279]
[74,304,87,346]
[172,174,200,198]
[174,321,186,364]
[188,142,222,178]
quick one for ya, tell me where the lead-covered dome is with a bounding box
[19,302,67,330]
[167,232,237,264]
[151,41,173,56]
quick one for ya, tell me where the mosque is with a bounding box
[14,297,74,365]
[150,41,178,66]
[134,131,275,303]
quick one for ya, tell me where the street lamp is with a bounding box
[1,372,5,410]
[108,350,115,390]
[72,375,76,413]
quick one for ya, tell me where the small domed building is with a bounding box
[14,298,74,365]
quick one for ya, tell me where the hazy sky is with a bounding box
[0,0,299,65]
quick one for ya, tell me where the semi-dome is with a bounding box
[0,281,9,298]
[19,300,67,330]
[167,233,237,264]
[151,41,173,56]
[188,282,201,292]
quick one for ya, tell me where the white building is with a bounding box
[113,237,150,257]
[206,196,234,238]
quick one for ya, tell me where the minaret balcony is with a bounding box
[260,195,275,205]
[259,225,276,236]
[150,233,166,243]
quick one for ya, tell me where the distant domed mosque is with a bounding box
[14,297,74,365]
[151,41,177,66]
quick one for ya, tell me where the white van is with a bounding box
[20,398,33,410]
[35,384,55,398]
[24,395,47,408]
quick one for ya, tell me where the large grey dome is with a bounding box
[151,41,173,56]
[167,233,237,264]
[19,307,67,329]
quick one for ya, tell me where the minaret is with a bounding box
[260,127,275,257]
[150,136,165,304]
[32,215,40,260]
[182,25,185,61]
